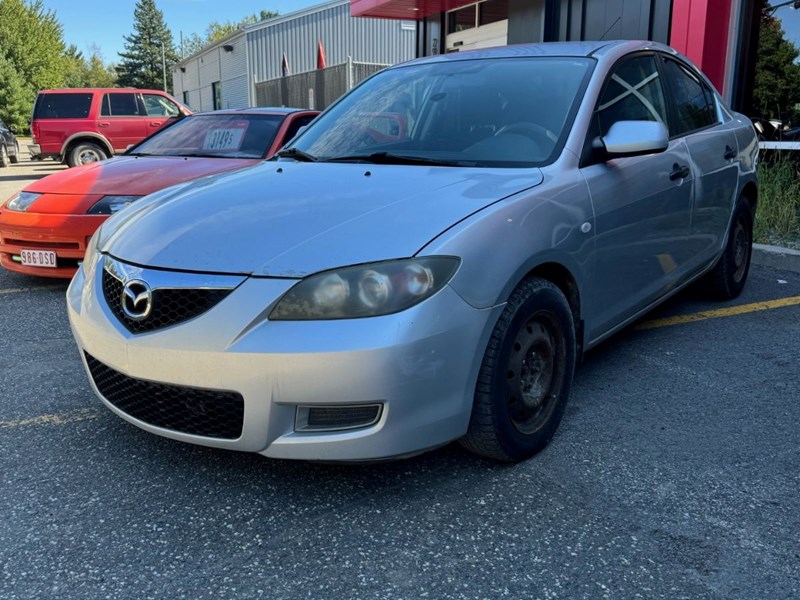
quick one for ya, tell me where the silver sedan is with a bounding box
[67,41,758,462]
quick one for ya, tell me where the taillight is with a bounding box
[31,122,40,142]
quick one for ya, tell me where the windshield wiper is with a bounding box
[276,147,318,162]
[324,152,474,167]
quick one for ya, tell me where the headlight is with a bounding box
[270,257,460,320]
[5,191,41,212]
[87,195,142,215]
[82,228,102,277]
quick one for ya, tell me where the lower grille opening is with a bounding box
[85,352,244,440]
[296,404,383,432]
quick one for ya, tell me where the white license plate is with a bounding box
[20,249,57,268]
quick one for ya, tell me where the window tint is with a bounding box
[595,55,667,137]
[662,59,717,136]
[281,115,315,146]
[33,93,93,119]
[102,93,141,117]
[143,94,180,117]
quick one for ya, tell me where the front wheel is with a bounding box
[68,142,107,167]
[0,144,8,168]
[698,196,753,300]
[460,277,576,462]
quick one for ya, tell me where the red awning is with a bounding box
[351,0,477,20]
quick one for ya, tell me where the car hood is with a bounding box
[100,161,543,277]
[27,155,259,198]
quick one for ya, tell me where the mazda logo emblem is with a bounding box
[121,279,153,321]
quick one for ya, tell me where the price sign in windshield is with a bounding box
[203,126,247,151]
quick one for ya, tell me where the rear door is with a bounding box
[659,56,740,268]
[581,54,694,338]
[98,92,147,152]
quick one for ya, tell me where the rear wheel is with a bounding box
[67,142,107,167]
[460,277,576,462]
[698,196,753,300]
[0,144,8,168]
[9,141,20,163]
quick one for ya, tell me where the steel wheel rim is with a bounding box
[79,149,101,164]
[0,146,6,162]
[505,312,565,435]
[732,216,750,283]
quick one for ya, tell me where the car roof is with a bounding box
[397,40,675,67]
[38,88,171,94]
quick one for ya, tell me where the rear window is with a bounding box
[33,93,93,119]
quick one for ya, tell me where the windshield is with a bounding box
[130,113,283,159]
[290,57,593,168]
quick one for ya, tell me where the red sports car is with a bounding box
[0,107,317,278]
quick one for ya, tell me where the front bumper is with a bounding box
[0,211,105,278]
[67,255,501,461]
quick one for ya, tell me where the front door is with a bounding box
[581,54,693,339]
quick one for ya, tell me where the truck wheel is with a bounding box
[68,142,107,167]
[0,144,8,168]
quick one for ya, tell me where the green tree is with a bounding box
[181,10,279,58]
[0,0,70,129]
[753,2,800,122]
[65,45,117,88]
[117,0,179,91]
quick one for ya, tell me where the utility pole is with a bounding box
[162,41,167,91]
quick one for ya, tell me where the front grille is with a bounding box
[85,353,244,439]
[6,238,80,250]
[102,268,232,334]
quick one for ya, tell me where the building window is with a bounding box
[212,81,222,110]
[447,5,477,34]
[183,91,189,106]
[479,0,508,26]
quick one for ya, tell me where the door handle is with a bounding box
[98,122,109,128]
[669,163,690,181]
[149,121,163,127]
[724,145,737,160]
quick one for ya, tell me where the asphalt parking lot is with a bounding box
[1,160,800,598]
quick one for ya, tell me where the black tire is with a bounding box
[0,144,8,168]
[67,142,107,167]
[460,277,577,462]
[9,141,20,163]
[698,196,753,300]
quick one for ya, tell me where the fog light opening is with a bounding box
[295,403,383,432]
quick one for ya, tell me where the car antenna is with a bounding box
[598,16,621,41]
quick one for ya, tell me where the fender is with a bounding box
[60,132,114,158]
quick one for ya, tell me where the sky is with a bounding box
[42,0,322,62]
[40,0,800,64]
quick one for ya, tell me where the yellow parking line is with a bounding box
[0,408,99,429]
[637,296,800,330]
[0,285,63,295]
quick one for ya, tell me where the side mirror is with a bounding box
[597,120,669,159]
[9,125,17,134]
